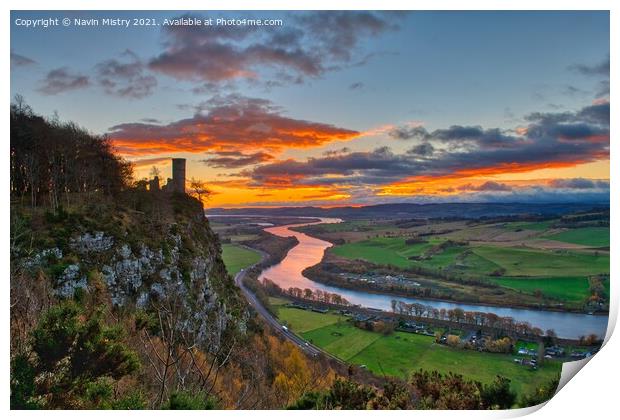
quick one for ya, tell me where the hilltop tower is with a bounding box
[172,158,186,193]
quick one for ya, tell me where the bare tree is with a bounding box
[188,178,211,203]
[150,166,161,179]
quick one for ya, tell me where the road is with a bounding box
[233,255,333,360]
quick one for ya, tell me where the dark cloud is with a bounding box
[576,102,610,125]
[109,94,360,155]
[323,147,351,157]
[96,50,157,99]
[149,12,399,86]
[10,51,36,67]
[407,142,434,156]
[457,181,512,192]
[563,85,588,97]
[202,151,274,168]
[569,57,610,77]
[349,82,364,90]
[296,11,399,62]
[390,124,520,149]
[37,67,89,95]
[569,56,610,101]
[244,102,609,188]
[388,125,427,140]
[548,178,609,190]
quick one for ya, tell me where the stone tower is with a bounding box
[171,158,186,193]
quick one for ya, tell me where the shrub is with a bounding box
[165,391,216,410]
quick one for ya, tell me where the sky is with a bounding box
[10,10,610,207]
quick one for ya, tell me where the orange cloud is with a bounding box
[109,95,360,156]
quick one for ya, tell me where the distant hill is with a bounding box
[207,202,609,220]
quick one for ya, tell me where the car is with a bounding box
[282,325,288,331]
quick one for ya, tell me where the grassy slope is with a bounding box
[221,244,262,276]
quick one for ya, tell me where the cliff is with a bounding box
[11,190,247,356]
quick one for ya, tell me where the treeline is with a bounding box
[262,278,351,306]
[10,97,132,210]
[390,300,547,338]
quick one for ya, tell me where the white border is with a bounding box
[3,1,617,419]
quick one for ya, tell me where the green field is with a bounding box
[487,276,590,302]
[277,307,345,333]
[544,227,610,247]
[472,246,609,277]
[276,307,560,396]
[331,237,434,268]
[332,235,609,278]
[268,296,292,306]
[221,244,262,276]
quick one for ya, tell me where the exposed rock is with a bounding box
[24,247,63,269]
[55,263,87,298]
[70,232,114,254]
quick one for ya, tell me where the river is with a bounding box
[257,217,608,339]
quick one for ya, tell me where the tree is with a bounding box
[543,329,557,347]
[188,178,211,203]
[11,302,140,409]
[411,370,483,409]
[165,391,216,409]
[150,166,161,179]
[481,376,516,409]
[321,378,377,409]
[10,99,132,210]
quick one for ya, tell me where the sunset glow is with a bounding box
[11,11,610,208]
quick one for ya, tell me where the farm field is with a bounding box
[277,307,344,333]
[221,243,262,276]
[275,306,561,396]
[544,227,609,247]
[487,276,591,303]
[472,246,609,277]
[331,237,434,268]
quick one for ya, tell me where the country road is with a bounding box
[233,252,337,361]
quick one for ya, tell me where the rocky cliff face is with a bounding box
[14,192,247,349]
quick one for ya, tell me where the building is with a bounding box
[155,158,186,193]
[171,158,186,193]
